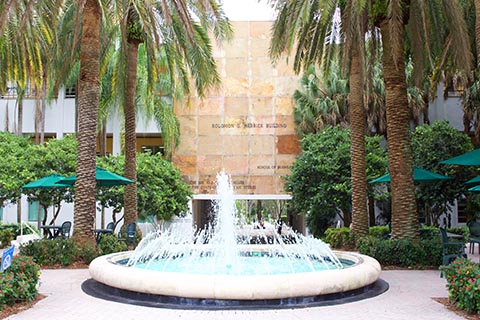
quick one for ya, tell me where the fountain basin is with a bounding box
[89,249,382,301]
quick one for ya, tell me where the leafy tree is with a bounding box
[24,135,77,225]
[285,126,387,236]
[412,121,474,226]
[0,133,36,208]
[136,152,192,222]
[96,153,191,227]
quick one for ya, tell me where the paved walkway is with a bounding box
[2,268,466,320]
[3,242,479,320]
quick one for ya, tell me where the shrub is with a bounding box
[19,238,80,266]
[18,237,126,266]
[0,229,14,248]
[356,236,442,267]
[440,258,480,314]
[368,226,390,238]
[324,225,391,249]
[97,234,127,255]
[0,256,40,310]
[0,223,39,237]
[447,226,470,242]
[324,227,355,249]
[76,243,101,265]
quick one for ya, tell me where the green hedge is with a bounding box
[0,223,39,248]
[0,223,38,237]
[19,236,127,267]
[0,256,40,310]
[324,227,356,249]
[324,226,391,249]
[356,236,443,267]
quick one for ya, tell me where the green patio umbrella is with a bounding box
[56,167,134,187]
[464,176,480,185]
[468,185,480,192]
[439,148,480,166]
[22,173,72,229]
[369,167,452,184]
[22,173,71,189]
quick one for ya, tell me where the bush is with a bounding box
[19,238,80,266]
[440,258,480,314]
[368,225,390,238]
[0,229,14,249]
[447,226,470,242]
[0,223,39,237]
[18,236,128,267]
[76,243,101,265]
[324,228,356,249]
[0,256,40,310]
[356,236,443,267]
[324,225,391,249]
[97,234,127,255]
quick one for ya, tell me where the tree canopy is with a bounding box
[285,126,387,236]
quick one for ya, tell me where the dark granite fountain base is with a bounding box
[81,278,389,310]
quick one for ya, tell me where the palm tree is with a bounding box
[376,0,472,239]
[345,3,369,237]
[378,14,418,239]
[105,0,232,226]
[270,0,370,236]
[292,64,349,136]
[73,0,102,245]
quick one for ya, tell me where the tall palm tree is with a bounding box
[292,63,349,135]
[375,0,472,239]
[0,0,58,225]
[105,0,232,226]
[379,14,418,239]
[345,2,369,237]
[270,0,370,236]
[73,0,102,245]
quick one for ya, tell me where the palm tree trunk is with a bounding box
[123,40,139,226]
[16,88,23,224]
[40,77,46,144]
[73,0,101,245]
[380,21,418,240]
[476,0,480,72]
[350,44,368,237]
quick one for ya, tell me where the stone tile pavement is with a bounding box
[2,268,466,320]
[2,241,479,320]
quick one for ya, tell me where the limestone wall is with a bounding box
[173,21,301,195]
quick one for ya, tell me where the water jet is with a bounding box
[85,171,387,309]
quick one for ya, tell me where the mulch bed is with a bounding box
[0,295,45,319]
[0,263,88,319]
[433,297,480,320]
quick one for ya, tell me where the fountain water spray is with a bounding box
[87,171,383,306]
[127,170,342,275]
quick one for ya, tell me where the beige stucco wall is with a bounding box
[173,21,300,195]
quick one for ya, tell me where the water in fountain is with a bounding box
[127,170,343,275]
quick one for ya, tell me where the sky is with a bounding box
[221,0,276,21]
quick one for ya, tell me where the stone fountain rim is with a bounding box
[88,250,382,301]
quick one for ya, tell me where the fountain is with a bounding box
[86,171,386,309]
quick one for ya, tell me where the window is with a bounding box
[28,201,45,222]
[141,145,164,155]
[65,87,76,98]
